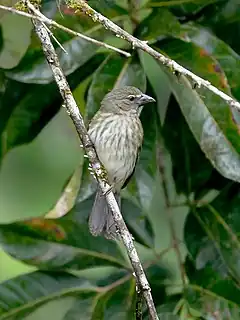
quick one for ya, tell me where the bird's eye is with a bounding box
[128,95,135,101]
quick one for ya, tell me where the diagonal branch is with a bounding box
[24,1,158,319]
[69,0,240,111]
[0,4,130,57]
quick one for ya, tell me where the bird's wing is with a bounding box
[121,146,141,189]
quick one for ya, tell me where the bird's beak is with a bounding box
[138,93,156,105]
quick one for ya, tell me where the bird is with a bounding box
[87,86,155,239]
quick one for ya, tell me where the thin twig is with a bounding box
[0,4,130,57]
[42,21,67,53]
[0,4,34,18]
[25,1,158,319]
[71,0,240,111]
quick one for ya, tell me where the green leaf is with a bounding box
[75,160,97,204]
[62,297,95,320]
[1,55,104,153]
[184,184,240,317]
[99,280,136,320]
[184,284,240,319]
[0,218,126,270]
[46,165,83,219]
[145,302,181,319]
[122,198,154,248]
[201,0,240,54]
[139,51,171,125]
[159,39,231,94]
[136,8,183,41]
[185,185,240,282]
[159,63,240,183]
[86,54,147,120]
[181,23,240,100]
[0,14,32,69]
[65,277,139,320]
[6,27,107,84]
[0,271,98,320]
[162,97,213,195]
[88,0,128,18]
[158,38,240,174]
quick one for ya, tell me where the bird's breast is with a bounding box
[88,113,143,190]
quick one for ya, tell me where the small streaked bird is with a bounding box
[88,86,155,239]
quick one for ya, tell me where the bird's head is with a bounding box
[100,86,155,115]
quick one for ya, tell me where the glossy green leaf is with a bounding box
[158,38,240,159]
[181,23,240,100]
[159,39,231,94]
[6,27,107,84]
[0,79,28,154]
[86,54,147,120]
[0,14,32,69]
[139,51,171,125]
[0,271,98,320]
[158,53,240,183]
[0,218,126,270]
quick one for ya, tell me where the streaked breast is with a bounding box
[88,113,143,188]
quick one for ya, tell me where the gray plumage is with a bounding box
[87,86,155,239]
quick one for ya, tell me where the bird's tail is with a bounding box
[89,189,120,240]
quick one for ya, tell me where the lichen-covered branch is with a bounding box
[25,1,158,319]
[70,0,240,111]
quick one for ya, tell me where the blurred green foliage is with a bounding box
[1,0,240,319]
